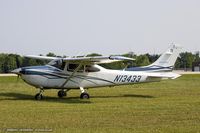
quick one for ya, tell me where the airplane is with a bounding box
[12,44,182,100]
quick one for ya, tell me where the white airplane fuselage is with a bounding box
[20,65,152,89]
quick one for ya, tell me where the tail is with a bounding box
[125,44,182,72]
[148,44,182,71]
[149,45,182,67]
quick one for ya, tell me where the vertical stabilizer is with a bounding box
[149,44,182,68]
[125,44,182,72]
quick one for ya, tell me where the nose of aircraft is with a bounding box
[11,68,22,75]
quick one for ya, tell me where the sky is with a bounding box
[0,0,200,56]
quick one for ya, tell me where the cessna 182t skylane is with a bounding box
[12,45,182,100]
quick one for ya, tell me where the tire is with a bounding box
[58,91,67,98]
[80,93,90,99]
[35,93,43,100]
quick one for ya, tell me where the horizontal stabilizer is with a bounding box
[144,72,181,79]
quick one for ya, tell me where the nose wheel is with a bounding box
[80,93,90,99]
[80,87,90,99]
[58,90,67,98]
[35,89,44,100]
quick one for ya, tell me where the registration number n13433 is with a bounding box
[114,75,142,83]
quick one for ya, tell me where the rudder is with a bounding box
[148,44,182,68]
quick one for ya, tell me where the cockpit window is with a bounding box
[48,59,65,70]
[85,65,100,72]
[67,64,100,72]
[67,64,84,72]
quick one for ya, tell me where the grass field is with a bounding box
[0,75,200,133]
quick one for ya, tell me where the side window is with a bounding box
[85,65,100,72]
[48,59,65,70]
[61,62,66,70]
[67,64,84,72]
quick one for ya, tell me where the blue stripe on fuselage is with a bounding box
[22,65,62,72]
[125,65,173,72]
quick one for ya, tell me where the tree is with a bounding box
[3,54,17,73]
[178,52,195,69]
[175,57,181,69]
[46,52,56,57]
[136,54,150,66]
[0,54,6,73]
[87,53,102,57]
[194,51,200,62]
[146,53,160,64]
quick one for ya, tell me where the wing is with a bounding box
[63,55,135,64]
[24,55,59,60]
[25,55,135,64]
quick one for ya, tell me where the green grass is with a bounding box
[0,75,200,133]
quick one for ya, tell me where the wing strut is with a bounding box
[60,64,83,88]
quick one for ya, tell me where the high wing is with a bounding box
[24,55,135,64]
[24,55,59,60]
[63,55,135,64]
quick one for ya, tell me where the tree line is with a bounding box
[0,52,199,73]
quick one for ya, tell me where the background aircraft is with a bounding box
[12,44,182,100]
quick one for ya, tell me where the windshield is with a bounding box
[48,59,65,70]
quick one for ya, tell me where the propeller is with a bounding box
[11,68,22,82]
[17,73,21,82]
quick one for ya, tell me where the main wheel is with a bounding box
[80,93,90,99]
[58,90,67,98]
[35,93,43,100]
